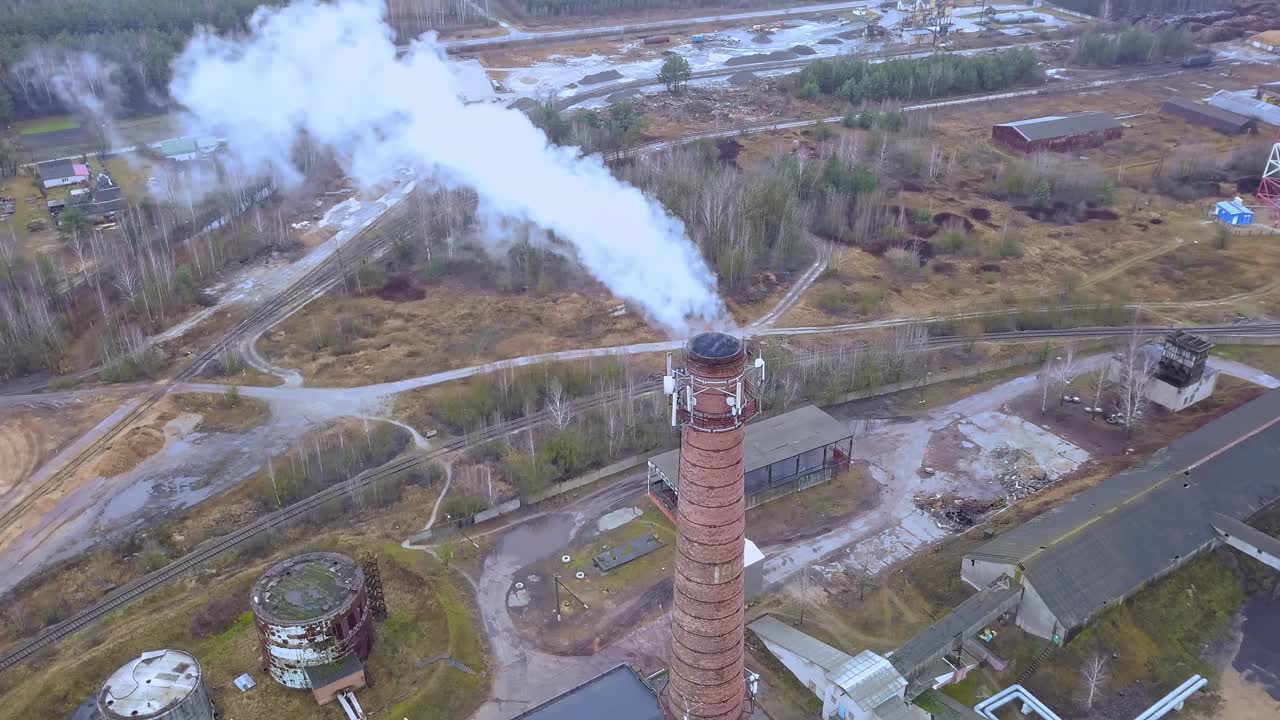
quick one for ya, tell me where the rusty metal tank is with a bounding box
[250,552,373,689]
[97,649,215,720]
[665,332,756,720]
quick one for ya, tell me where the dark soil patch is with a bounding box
[837,29,863,40]
[378,273,427,302]
[724,50,797,66]
[933,212,975,232]
[978,263,1002,274]
[727,70,757,87]
[933,260,958,276]
[752,32,773,43]
[1150,217,1163,225]
[916,240,936,263]
[914,224,939,239]
[1085,208,1119,221]
[968,207,992,221]
[1236,176,1261,194]
[901,180,925,192]
[579,69,623,85]
[717,138,743,165]
[790,44,817,55]
[1133,223,1149,231]
[818,37,843,45]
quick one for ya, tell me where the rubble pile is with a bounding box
[988,445,1052,500]
[914,493,1004,530]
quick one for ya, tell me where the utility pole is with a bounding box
[797,567,808,626]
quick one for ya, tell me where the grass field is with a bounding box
[16,116,81,135]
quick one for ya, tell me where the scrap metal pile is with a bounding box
[914,493,1004,529]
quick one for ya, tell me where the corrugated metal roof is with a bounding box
[511,665,662,720]
[648,405,852,492]
[966,389,1280,632]
[1207,90,1280,126]
[994,112,1122,141]
[832,651,906,710]
[748,615,853,674]
[889,584,1020,678]
[875,695,932,720]
[1216,200,1252,216]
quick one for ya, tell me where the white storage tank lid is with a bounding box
[100,649,203,718]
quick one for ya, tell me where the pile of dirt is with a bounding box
[724,50,797,67]
[727,71,758,87]
[94,424,166,478]
[579,69,623,85]
[378,273,427,302]
[913,493,1004,530]
[607,88,642,102]
[988,445,1051,500]
[751,32,773,44]
[817,37,843,45]
[790,44,817,55]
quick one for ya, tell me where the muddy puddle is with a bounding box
[496,512,575,567]
[1234,595,1280,701]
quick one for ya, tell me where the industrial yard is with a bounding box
[2,1,1280,720]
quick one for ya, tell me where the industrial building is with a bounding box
[1108,331,1219,412]
[1215,197,1255,226]
[36,159,90,189]
[1260,81,1280,106]
[748,616,924,720]
[1207,90,1280,127]
[1162,96,1256,135]
[990,112,1123,153]
[647,404,853,513]
[511,664,663,720]
[250,552,374,707]
[97,649,215,720]
[962,389,1280,641]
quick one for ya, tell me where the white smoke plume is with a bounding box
[169,0,728,335]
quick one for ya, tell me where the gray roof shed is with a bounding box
[994,112,1122,141]
[648,405,852,494]
[1162,97,1256,135]
[966,389,1280,633]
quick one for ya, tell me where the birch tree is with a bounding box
[1076,652,1111,712]
[1115,332,1156,435]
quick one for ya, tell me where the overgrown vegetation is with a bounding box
[1071,26,1194,67]
[994,152,1114,209]
[795,48,1041,104]
[253,420,410,508]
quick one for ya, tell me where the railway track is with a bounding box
[5,320,1279,672]
[0,209,416,539]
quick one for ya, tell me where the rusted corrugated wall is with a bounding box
[666,333,752,720]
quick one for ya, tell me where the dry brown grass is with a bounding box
[171,392,271,434]
[259,279,661,387]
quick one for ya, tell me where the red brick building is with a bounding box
[991,111,1124,153]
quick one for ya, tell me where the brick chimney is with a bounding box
[664,332,756,720]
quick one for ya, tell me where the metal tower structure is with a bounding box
[1259,128,1280,226]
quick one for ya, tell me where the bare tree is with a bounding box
[1076,652,1111,712]
[1039,355,1057,414]
[545,377,575,430]
[1115,332,1156,436]
[1089,369,1109,421]
[845,563,876,602]
[1053,342,1080,405]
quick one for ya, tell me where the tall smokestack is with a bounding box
[664,332,756,720]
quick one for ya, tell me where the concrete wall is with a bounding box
[1016,579,1060,640]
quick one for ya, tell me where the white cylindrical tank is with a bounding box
[98,649,215,720]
